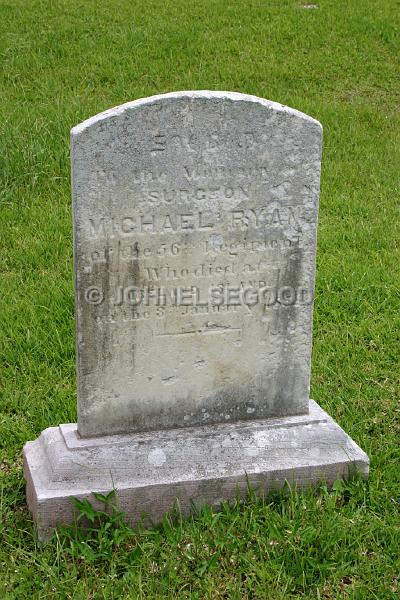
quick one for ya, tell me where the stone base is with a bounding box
[23,400,369,541]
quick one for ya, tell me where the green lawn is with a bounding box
[1,0,399,597]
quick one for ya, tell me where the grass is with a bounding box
[0,0,399,597]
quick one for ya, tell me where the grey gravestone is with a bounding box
[23,92,368,540]
[73,91,320,436]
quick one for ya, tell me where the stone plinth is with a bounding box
[24,401,368,541]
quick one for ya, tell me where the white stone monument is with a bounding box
[23,92,368,540]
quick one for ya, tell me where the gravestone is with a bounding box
[74,91,319,436]
[23,92,369,540]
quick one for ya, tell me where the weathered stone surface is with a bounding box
[71,91,322,437]
[23,400,369,541]
[24,93,369,541]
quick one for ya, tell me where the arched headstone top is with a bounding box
[71,91,322,137]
